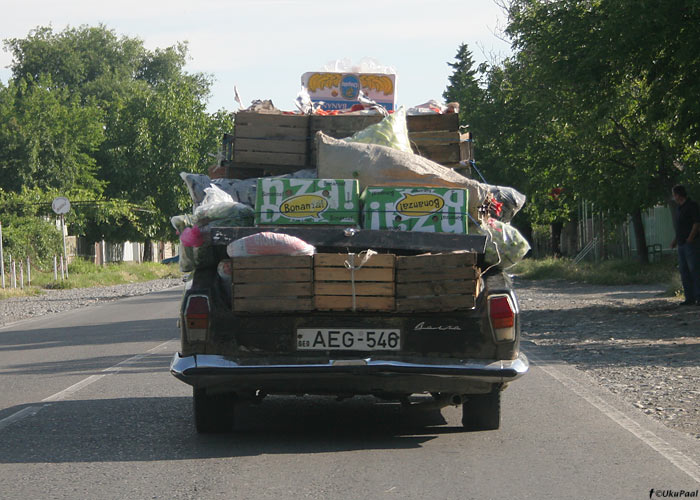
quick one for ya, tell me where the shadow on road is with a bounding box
[0,317,175,355]
[0,395,468,463]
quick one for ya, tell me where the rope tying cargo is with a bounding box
[344,249,377,311]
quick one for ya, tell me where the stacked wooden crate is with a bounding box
[313,253,395,311]
[231,255,313,312]
[395,252,480,312]
[226,112,472,176]
[230,251,481,314]
[406,114,471,171]
[231,112,309,174]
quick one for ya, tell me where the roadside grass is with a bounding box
[0,258,181,300]
[509,255,683,296]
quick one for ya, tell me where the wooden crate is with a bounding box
[407,114,470,169]
[232,255,313,312]
[406,113,460,133]
[232,112,310,173]
[408,131,472,168]
[395,252,480,312]
[228,111,472,176]
[314,253,395,311]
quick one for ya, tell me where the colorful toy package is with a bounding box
[301,72,396,111]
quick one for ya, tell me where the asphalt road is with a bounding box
[0,288,698,500]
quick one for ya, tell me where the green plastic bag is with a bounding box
[481,218,531,268]
[345,106,412,153]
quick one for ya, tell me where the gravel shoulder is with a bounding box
[515,277,699,440]
[0,276,697,440]
[0,278,183,328]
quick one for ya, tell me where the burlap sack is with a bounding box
[316,132,488,214]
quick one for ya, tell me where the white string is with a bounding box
[480,219,502,276]
[344,250,377,311]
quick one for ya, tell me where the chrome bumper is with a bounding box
[170,352,529,387]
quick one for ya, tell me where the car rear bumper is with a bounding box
[170,352,529,394]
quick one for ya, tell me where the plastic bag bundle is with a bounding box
[192,185,254,226]
[487,185,527,222]
[180,169,317,209]
[180,226,205,247]
[213,177,256,207]
[345,106,412,153]
[480,218,531,269]
[227,232,316,257]
[178,242,216,273]
[217,259,232,280]
[170,213,194,234]
[180,172,212,208]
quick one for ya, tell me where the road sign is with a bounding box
[52,197,71,215]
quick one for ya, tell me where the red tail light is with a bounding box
[488,295,516,342]
[185,295,209,341]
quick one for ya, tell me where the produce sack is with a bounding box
[227,232,316,257]
[316,132,487,215]
[480,218,531,268]
[345,106,412,153]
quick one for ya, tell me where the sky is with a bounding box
[0,0,513,113]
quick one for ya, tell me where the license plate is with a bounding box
[296,328,401,351]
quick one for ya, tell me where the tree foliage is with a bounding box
[444,1,700,259]
[1,25,231,250]
[0,188,63,269]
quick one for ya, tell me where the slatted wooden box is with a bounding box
[395,252,480,312]
[231,255,313,312]
[406,114,470,170]
[228,112,472,176]
[314,253,395,311]
[232,112,310,173]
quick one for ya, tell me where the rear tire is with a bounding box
[193,388,236,433]
[461,389,501,431]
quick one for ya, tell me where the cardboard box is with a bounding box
[361,186,468,234]
[301,72,396,111]
[255,178,360,226]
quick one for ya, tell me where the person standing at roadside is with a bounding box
[670,184,700,305]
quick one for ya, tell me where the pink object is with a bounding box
[180,226,205,247]
[227,232,315,257]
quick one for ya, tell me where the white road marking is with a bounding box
[0,339,176,429]
[0,405,44,431]
[528,351,700,483]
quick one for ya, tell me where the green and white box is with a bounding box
[361,186,469,233]
[255,178,360,225]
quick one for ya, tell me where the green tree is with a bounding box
[0,188,64,269]
[443,44,486,127]
[4,25,233,256]
[0,77,104,193]
[485,0,696,260]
